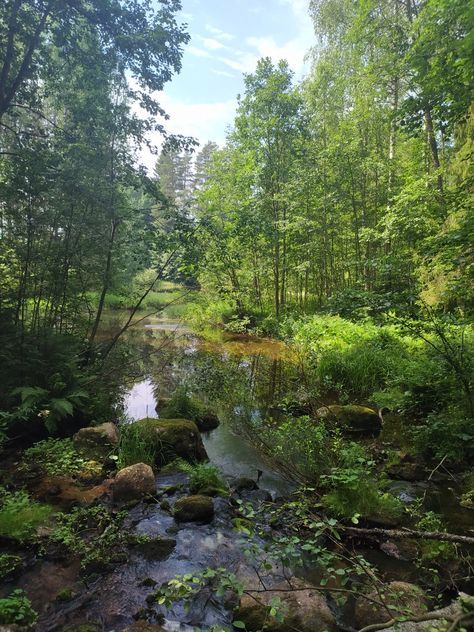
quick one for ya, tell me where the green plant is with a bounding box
[0,553,22,581]
[180,462,228,495]
[411,407,474,463]
[0,489,52,542]
[117,422,158,469]
[321,443,403,521]
[0,590,37,628]
[23,438,86,476]
[415,512,456,561]
[161,386,201,420]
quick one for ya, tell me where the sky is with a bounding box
[142,0,315,170]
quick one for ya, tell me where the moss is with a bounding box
[134,418,207,465]
[173,495,214,523]
[55,587,75,602]
[129,535,176,560]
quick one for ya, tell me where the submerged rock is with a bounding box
[130,535,176,560]
[134,418,207,465]
[113,463,156,502]
[234,578,336,632]
[354,581,428,628]
[173,494,214,523]
[73,422,119,453]
[233,477,259,492]
[315,404,382,436]
[123,623,166,632]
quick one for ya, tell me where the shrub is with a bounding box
[23,438,85,476]
[0,590,37,628]
[180,462,228,495]
[161,387,200,420]
[0,553,22,581]
[320,443,403,521]
[415,512,456,561]
[117,422,158,469]
[0,489,52,542]
[411,407,474,463]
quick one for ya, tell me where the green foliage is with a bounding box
[411,408,474,464]
[0,489,52,542]
[117,422,158,469]
[179,462,229,496]
[0,553,22,582]
[321,443,402,521]
[23,438,85,477]
[0,590,37,628]
[161,386,201,420]
[415,512,456,562]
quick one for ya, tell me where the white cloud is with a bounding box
[187,45,212,58]
[200,36,226,51]
[137,93,237,172]
[205,23,235,42]
[211,68,236,78]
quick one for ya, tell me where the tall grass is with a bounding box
[117,422,158,469]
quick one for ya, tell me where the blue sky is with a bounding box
[142,0,314,169]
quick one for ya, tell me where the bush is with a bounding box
[411,407,474,463]
[320,443,402,521]
[180,462,228,495]
[415,512,456,561]
[117,422,158,469]
[0,489,52,542]
[23,438,85,476]
[0,590,37,628]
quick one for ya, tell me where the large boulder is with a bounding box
[112,463,156,502]
[355,581,428,628]
[134,418,207,465]
[73,422,119,453]
[316,404,381,437]
[174,495,214,523]
[234,578,336,632]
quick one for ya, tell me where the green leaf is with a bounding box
[233,621,246,629]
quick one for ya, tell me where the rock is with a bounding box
[174,495,214,523]
[73,422,119,453]
[382,594,469,631]
[34,475,113,508]
[387,462,426,482]
[130,536,176,560]
[133,418,207,465]
[241,489,273,503]
[195,411,220,432]
[124,622,165,632]
[316,404,382,437]
[233,477,258,492]
[355,581,428,628]
[235,578,336,632]
[63,626,101,632]
[113,463,156,502]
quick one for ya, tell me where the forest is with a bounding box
[0,0,473,631]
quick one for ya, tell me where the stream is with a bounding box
[4,314,473,631]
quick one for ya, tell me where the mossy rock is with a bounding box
[113,463,156,502]
[73,422,119,455]
[354,581,427,628]
[129,535,176,560]
[134,418,207,465]
[191,483,228,497]
[316,404,381,437]
[174,495,214,523]
[234,579,336,632]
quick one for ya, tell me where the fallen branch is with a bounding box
[358,610,456,632]
[344,526,474,547]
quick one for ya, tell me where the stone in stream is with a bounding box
[133,418,207,465]
[354,581,428,628]
[112,463,156,502]
[73,422,119,453]
[233,477,259,492]
[194,410,220,432]
[173,494,214,523]
[234,578,336,631]
[315,404,382,437]
[123,623,166,632]
[129,535,177,560]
